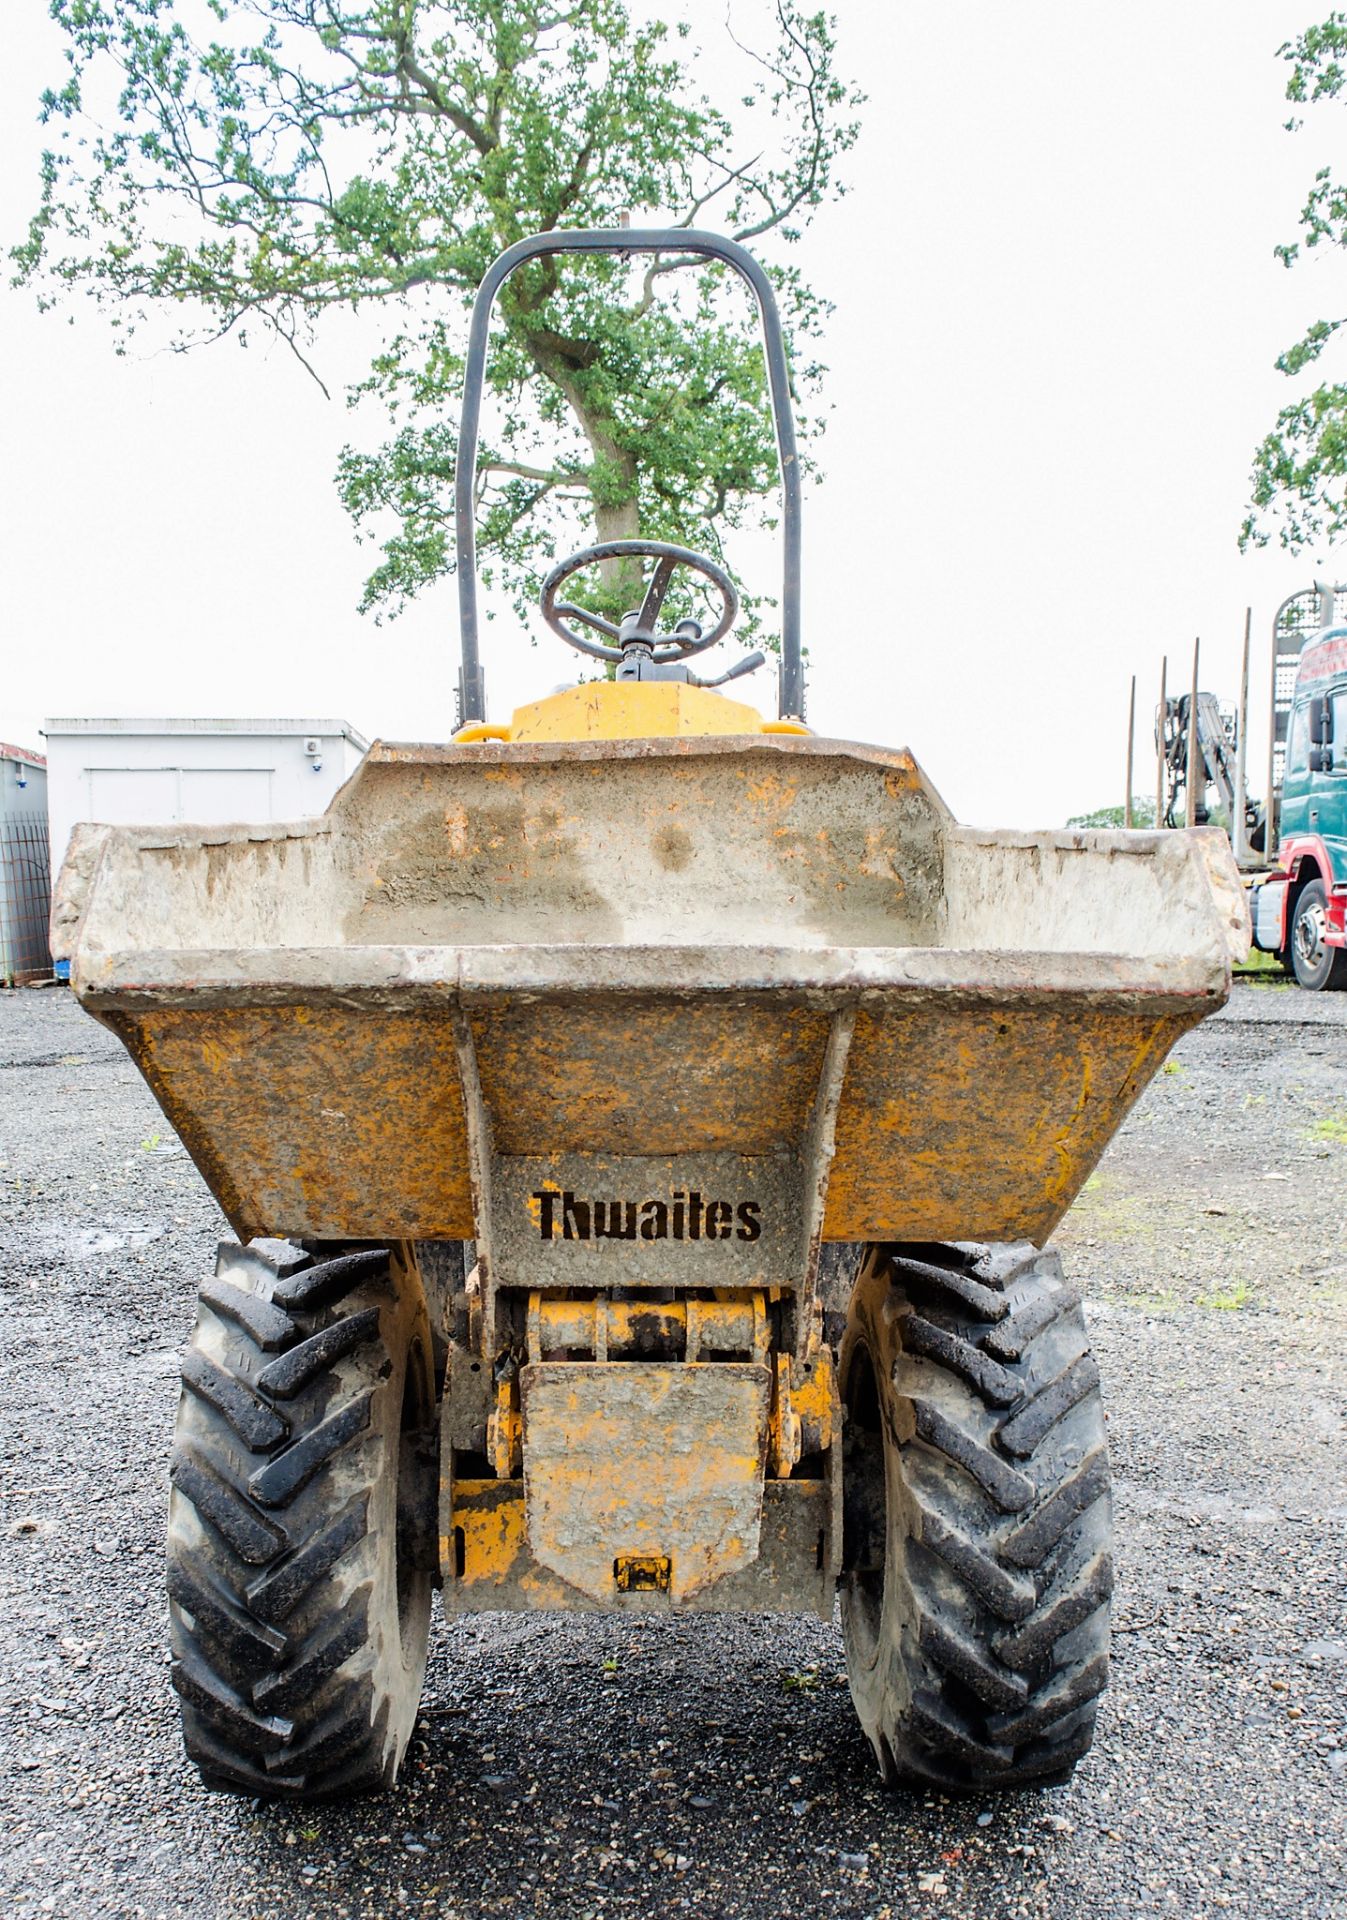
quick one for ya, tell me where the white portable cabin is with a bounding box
[0,743,52,985]
[43,718,370,887]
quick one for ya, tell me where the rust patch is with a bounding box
[447,1480,573,1605]
[445,1478,834,1615]
[472,999,830,1155]
[107,1005,475,1242]
[824,999,1198,1243]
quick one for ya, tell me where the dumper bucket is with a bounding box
[54,731,1247,1298]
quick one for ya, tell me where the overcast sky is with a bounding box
[1,0,1341,828]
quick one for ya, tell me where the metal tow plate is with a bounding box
[520,1361,770,1604]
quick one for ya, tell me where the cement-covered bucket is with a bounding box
[52,732,1248,1279]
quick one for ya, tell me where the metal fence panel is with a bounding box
[1,815,53,985]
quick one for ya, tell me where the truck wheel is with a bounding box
[167,1240,437,1799]
[1290,879,1347,990]
[839,1242,1112,1790]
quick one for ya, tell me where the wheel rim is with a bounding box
[840,1340,888,1663]
[1296,897,1328,973]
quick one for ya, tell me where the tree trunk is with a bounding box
[525,335,642,603]
[593,491,641,601]
[572,412,639,602]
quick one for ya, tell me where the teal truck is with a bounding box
[1250,624,1347,989]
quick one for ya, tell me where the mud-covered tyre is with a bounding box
[167,1239,437,1799]
[1290,879,1347,991]
[839,1242,1112,1790]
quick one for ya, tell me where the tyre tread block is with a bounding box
[900,1313,1022,1407]
[907,1693,1015,1774]
[271,1249,388,1313]
[257,1308,382,1401]
[1002,1450,1110,1569]
[184,1719,307,1797]
[956,1242,1047,1293]
[996,1355,1101,1458]
[168,1561,288,1665]
[1009,1719,1098,1782]
[912,1502,1036,1623]
[993,1553,1114,1671]
[171,1648,294,1752]
[252,1595,372,1715]
[983,1286,1081,1363]
[304,1756,386,1800]
[893,1256,1011,1323]
[245,1497,369,1626]
[910,1402,1035,1513]
[248,1393,374,1509]
[198,1277,296,1353]
[218,1240,307,1285]
[171,1450,287,1565]
[180,1349,288,1452]
[987,1653,1110,1746]
[918,1616,1028,1714]
[266,1686,378,1776]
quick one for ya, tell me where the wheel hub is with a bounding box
[1296,898,1328,971]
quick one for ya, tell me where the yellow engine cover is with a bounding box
[458,677,807,744]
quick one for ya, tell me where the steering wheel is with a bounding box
[540,539,739,664]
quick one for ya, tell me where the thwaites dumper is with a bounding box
[53,230,1249,1800]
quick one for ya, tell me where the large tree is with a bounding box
[14,0,859,639]
[1244,14,1347,551]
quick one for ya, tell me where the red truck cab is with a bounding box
[1250,625,1347,988]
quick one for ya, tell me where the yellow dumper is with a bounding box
[52,230,1248,1801]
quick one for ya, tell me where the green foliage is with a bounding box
[14,0,861,630]
[1065,799,1157,828]
[1233,945,1286,979]
[1195,1279,1253,1312]
[1244,13,1347,550]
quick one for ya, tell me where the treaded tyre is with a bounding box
[839,1242,1112,1790]
[167,1239,437,1799]
[1290,878,1347,990]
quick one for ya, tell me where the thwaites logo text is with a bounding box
[532,1189,762,1244]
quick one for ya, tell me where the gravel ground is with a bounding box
[0,978,1343,1920]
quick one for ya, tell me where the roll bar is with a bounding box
[454,228,804,723]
